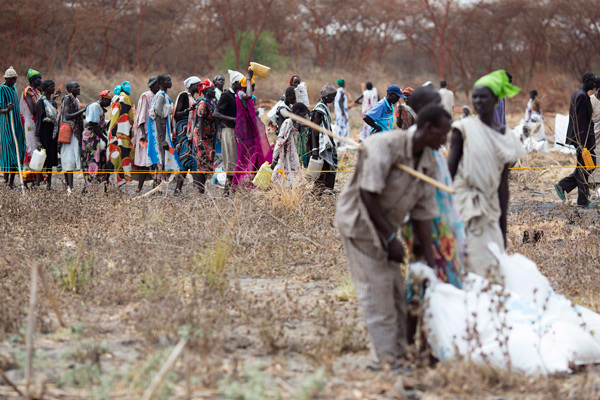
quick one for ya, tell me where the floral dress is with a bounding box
[403,149,465,298]
[192,98,217,171]
[81,102,107,190]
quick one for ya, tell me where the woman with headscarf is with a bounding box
[334,78,349,142]
[310,83,338,194]
[272,102,309,188]
[192,79,217,193]
[147,74,179,186]
[172,76,200,195]
[448,70,526,279]
[290,75,301,88]
[20,69,46,160]
[396,87,417,130]
[354,82,379,142]
[34,80,59,189]
[133,76,159,192]
[233,69,273,187]
[81,90,111,192]
[60,81,85,192]
[106,80,135,187]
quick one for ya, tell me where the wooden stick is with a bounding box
[133,180,166,200]
[281,109,455,194]
[8,109,25,195]
[141,339,187,400]
[25,263,40,398]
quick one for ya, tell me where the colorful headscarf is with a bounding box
[27,68,41,81]
[473,70,520,99]
[289,74,300,86]
[320,83,337,98]
[403,87,414,96]
[240,76,255,88]
[336,78,345,87]
[120,81,131,95]
[99,90,112,99]
[198,78,214,94]
[4,66,17,79]
[184,76,201,91]
[114,85,122,95]
[228,70,244,85]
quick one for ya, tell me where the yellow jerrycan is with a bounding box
[249,62,271,79]
[252,161,273,190]
[582,148,594,171]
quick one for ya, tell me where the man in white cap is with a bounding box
[0,66,26,188]
[213,70,244,194]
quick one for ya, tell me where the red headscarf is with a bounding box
[289,74,300,86]
[198,78,214,94]
[99,90,112,99]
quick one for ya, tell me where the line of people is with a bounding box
[0,67,275,195]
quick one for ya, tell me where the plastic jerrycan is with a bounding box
[30,148,47,172]
[249,62,271,79]
[582,148,594,170]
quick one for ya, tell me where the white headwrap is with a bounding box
[422,81,433,87]
[4,66,17,79]
[184,76,201,91]
[228,70,244,85]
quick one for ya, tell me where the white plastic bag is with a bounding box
[414,246,600,375]
[294,82,310,107]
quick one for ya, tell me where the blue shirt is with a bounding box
[366,98,394,132]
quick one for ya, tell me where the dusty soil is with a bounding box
[1,115,600,399]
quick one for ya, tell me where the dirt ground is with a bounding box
[1,113,600,400]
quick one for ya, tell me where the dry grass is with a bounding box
[2,114,600,398]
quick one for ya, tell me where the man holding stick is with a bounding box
[334,104,451,370]
[0,67,26,189]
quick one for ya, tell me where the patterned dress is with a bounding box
[172,91,196,170]
[272,118,306,187]
[146,90,180,171]
[192,98,217,171]
[81,102,107,190]
[403,148,465,294]
[107,93,135,185]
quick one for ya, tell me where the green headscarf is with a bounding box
[336,78,345,87]
[473,70,520,99]
[27,68,41,82]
